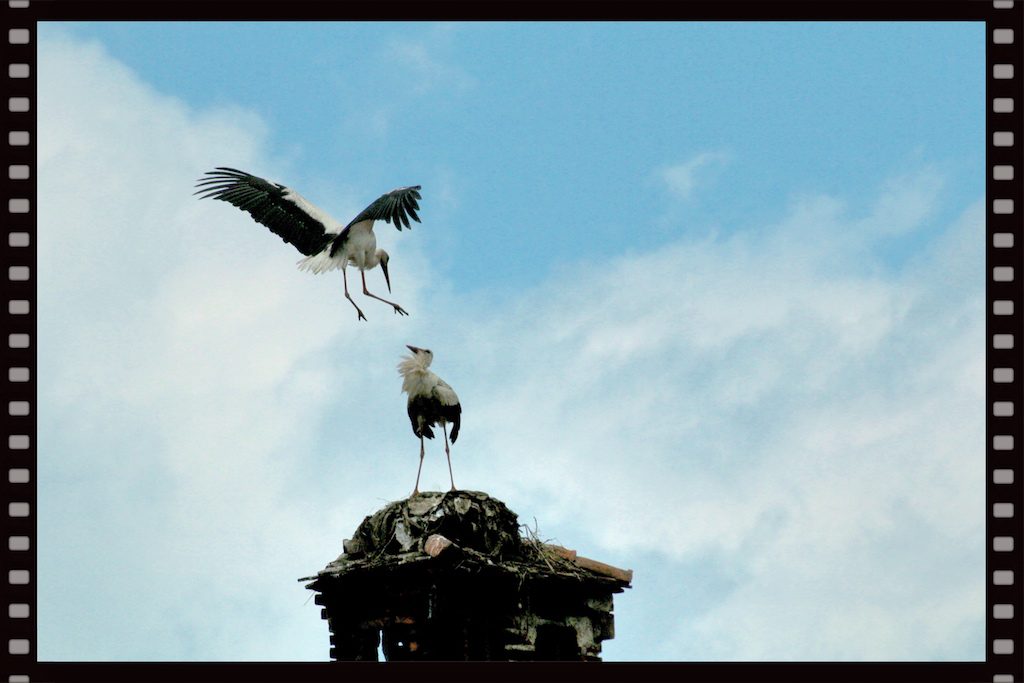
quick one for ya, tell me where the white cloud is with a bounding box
[858,167,945,237]
[38,30,984,663]
[661,151,731,199]
[37,30,436,661]
[386,38,476,96]
[356,24,476,137]
[425,184,984,660]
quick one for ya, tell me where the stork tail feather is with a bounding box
[296,250,343,274]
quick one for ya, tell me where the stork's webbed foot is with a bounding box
[356,310,367,322]
[393,304,409,316]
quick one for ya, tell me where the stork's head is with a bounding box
[406,345,433,367]
[376,249,392,293]
[398,345,433,381]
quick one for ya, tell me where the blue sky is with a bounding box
[36,21,985,662]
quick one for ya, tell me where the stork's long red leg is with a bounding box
[361,270,408,316]
[443,424,455,491]
[412,436,425,497]
[343,268,367,321]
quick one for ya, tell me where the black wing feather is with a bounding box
[446,404,461,443]
[195,167,333,257]
[407,392,461,442]
[347,185,423,232]
[408,396,436,439]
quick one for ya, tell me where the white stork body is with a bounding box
[195,167,422,321]
[296,220,374,273]
[398,345,462,497]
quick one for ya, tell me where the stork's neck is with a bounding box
[398,355,432,377]
[399,354,435,393]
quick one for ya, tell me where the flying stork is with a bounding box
[195,167,422,321]
[398,345,462,497]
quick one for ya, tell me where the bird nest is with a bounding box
[346,490,523,562]
[308,490,608,586]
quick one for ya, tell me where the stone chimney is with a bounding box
[300,490,632,661]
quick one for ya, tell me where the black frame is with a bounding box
[3,2,1021,682]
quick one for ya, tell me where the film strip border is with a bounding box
[0,3,1021,682]
[989,2,1024,683]
[4,0,35,680]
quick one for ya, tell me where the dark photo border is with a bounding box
[3,2,1021,682]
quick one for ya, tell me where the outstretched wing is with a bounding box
[195,167,337,256]
[346,185,422,231]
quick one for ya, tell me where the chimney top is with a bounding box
[300,490,632,661]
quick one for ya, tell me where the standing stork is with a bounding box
[195,167,422,321]
[398,345,462,497]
